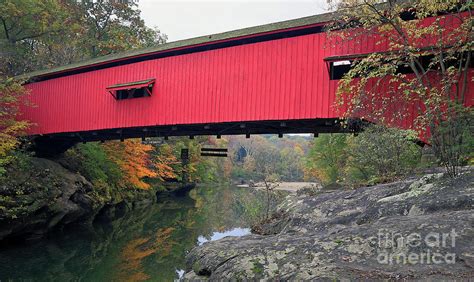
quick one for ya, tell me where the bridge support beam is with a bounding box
[28,118,365,157]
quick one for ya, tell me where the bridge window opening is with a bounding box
[106,78,155,100]
[328,51,473,79]
[116,86,151,100]
[396,52,473,75]
[329,60,352,80]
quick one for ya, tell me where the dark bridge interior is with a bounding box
[31,118,363,157]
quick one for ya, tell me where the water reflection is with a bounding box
[0,185,269,281]
[197,227,251,246]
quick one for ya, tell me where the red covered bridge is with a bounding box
[19,12,473,154]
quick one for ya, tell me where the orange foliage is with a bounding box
[117,227,176,282]
[153,144,179,181]
[103,139,157,189]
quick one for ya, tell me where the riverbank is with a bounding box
[0,183,268,280]
[236,182,320,193]
[184,169,474,280]
[0,157,158,241]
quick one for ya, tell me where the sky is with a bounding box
[137,0,330,42]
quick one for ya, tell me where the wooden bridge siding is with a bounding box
[23,28,378,135]
[22,13,473,136]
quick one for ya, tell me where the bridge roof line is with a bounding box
[18,11,336,82]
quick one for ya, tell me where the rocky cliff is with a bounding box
[0,157,156,241]
[185,170,474,280]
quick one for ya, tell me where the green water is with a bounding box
[0,185,270,281]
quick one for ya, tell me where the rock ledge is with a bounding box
[185,170,474,280]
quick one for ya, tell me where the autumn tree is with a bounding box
[103,139,158,190]
[0,79,30,175]
[232,135,281,180]
[226,135,309,181]
[277,143,305,181]
[0,0,69,173]
[328,0,473,177]
[151,143,178,181]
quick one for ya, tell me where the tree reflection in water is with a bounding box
[0,185,272,281]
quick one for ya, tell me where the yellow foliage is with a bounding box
[0,79,30,172]
[101,139,181,190]
[102,139,157,189]
[303,166,326,183]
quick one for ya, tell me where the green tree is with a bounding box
[304,125,424,188]
[328,0,473,177]
[64,142,122,187]
[431,106,474,177]
[78,0,167,57]
[0,0,72,76]
[0,0,167,76]
[305,134,348,185]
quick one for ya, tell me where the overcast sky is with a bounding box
[138,0,330,42]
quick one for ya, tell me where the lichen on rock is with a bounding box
[184,170,474,280]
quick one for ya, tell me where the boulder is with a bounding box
[185,170,474,280]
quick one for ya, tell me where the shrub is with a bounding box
[345,125,422,186]
[64,143,122,187]
[305,125,424,188]
[431,107,474,178]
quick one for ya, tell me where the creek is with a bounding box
[0,184,271,281]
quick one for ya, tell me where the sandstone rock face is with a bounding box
[185,170,474,280]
